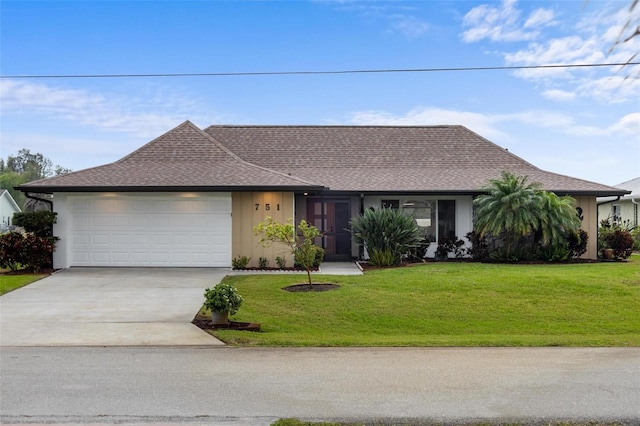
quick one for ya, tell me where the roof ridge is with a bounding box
[193,122,325,187]
[204,124,462,130]
[456,126,543,171]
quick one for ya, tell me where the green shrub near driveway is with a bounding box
[207,255,640,346]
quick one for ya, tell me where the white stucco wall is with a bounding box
[51,193,70,269]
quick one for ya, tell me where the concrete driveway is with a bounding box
[0,268,227,347]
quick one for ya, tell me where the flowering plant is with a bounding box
[203,284,243,315]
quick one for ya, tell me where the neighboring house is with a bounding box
[597,177,640,227]
[16,121,628,268]
[0,189,22,231]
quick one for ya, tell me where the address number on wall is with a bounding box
[255,203,281,211]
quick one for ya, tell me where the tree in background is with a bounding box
[0,149,71,209]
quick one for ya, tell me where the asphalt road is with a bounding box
[1,347,639,425]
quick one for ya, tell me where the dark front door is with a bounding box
[306,197,352,261]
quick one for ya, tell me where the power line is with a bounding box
[1,62,639,79]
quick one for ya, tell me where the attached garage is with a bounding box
[60,193,231,267]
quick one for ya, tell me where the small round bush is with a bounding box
[203,284,243,315]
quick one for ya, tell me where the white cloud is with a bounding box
[389,14,429,39]
[348,107,509,141]
[575,75,640,104]
[609,112,640,135]
[461,0,554,43]
[542,89,577,101]
[331,3,429,39]
[524,8,556,29]
[0,79,211,138]
[349,106,636,141]
[505,36,606,71]
[464,1,640,104]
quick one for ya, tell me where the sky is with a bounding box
[1,0,639,187]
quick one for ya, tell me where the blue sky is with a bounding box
[1,0,638,187]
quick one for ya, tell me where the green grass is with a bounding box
[0,270,48,295]
[208,255,640,346]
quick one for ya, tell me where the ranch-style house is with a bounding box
[17,121,629,268]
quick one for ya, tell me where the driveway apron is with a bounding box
[0,268,227,347]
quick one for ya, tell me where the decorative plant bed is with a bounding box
[192,314,261,332]
[232,266,319,271]
[282,283,340,292]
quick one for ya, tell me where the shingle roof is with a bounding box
[18,121,323,192]
[615,177,640,199]
[204,125,625,195]
[19,121,627,196]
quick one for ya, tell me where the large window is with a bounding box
[401,199,455,242]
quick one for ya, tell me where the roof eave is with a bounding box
[547,189,631,197]
[15,184,326,194]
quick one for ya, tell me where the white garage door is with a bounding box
[68,194,231,267]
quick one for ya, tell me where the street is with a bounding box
[1,347,639,425]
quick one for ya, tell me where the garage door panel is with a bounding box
[91,216,110,228]
[111,234,130,245]
[68,194,231,267]
[90,252,110,263]
[91,234,110,246]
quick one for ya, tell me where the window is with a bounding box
[612,204,621,223]
[402,200,435,242]
[401,200,455,242]
[438,200,456,239]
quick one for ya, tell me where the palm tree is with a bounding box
[536,191,581,247]
[474,171,543,257]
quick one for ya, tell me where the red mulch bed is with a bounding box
[192,313,261,332]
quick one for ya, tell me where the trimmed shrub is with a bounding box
[231,255,251,269]
[604,229,634,259]
[0,231,25,271]
[465,231,490,261]
[275,256,287,269]
[435,235,465,259]
[21,234,57,272]
[0,231,57,272]
[566,229,588,258]
[12,211,57,237]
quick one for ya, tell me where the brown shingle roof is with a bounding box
[204,125,625,195]
[19,121,323,192]
[19,121,626,196]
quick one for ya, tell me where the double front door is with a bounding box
[306,198,352,261]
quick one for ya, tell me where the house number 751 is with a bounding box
[255,203,280,211]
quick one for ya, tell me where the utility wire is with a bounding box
[1,62,639,79]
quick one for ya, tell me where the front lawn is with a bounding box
[0,271,48,295]
[207,255,640,346]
